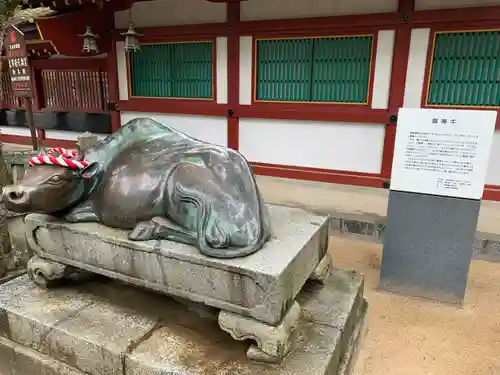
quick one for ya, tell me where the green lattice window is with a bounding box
[129,41,213,99]
[255,36,373,103]
[427,30,500,107]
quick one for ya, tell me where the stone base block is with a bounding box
[0,268,366,375]
[25,204,330,326]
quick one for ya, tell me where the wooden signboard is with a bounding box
[4,25,32,98]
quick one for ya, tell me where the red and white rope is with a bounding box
[46,147,78,158]
[28,148,89,170]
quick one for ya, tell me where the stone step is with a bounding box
[0,269,366,375]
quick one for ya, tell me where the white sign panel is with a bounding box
[390,108,497,199]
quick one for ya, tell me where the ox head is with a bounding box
[2,162,100,215]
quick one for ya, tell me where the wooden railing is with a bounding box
[41,70,109,112]
[1,59,110,113]
[0,72,21,109]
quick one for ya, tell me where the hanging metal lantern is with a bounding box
[78,26,99,53]
[121,22,143,52]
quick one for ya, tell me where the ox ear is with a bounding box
[78,162,100,180]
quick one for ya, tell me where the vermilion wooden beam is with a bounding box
[107,39,121,131]
[380,0,414,182]
[114,23,228,40]
[32,58,107,70]
[227,1,240,150]
[251,163,385,189]
[412,5,500,25]
[237,105,388,123]
[398,0,415,13]
[117,99,228,117]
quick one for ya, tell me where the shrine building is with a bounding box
[1,0,499,198]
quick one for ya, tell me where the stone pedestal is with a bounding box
[380,190,480,304]
[0,267,366,375]
[24,205,334,363]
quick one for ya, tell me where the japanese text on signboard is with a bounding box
[5,27,32,97]
[390,108,497,200]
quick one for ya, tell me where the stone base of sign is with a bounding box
[380,190,480,304]
[0,268,367,375]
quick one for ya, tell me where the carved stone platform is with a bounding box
[24,204,331,363]
[0,268,366,375]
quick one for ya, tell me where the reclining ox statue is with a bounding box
[1,118,272,259]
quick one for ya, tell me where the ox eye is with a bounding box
[48,175,63,184]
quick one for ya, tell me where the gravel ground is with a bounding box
[329,235,500,375]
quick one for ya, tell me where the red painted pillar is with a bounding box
[227,1,240,150]
[380,0,414,182]
[32,65,46,141]
[106,37,121,132]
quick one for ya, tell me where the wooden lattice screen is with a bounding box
[129,41,214,99]
[427,30,500,107]
[41,70,109,111]
[255,35,373,103]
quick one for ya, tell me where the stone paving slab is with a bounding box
[25,204,329,325]
[0,268,366,375]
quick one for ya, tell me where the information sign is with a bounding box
[4,25,32,97]
[390,108,497,199]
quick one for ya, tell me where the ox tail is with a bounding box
[175,184,270,259]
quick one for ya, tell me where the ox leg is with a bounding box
[65,201,99,223]
[128,216,197,244]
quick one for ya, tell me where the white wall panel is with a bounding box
[0,127,31,137]
[371,30,395,110]
[0,127,107,141]
[403,28,431,108]
[239,119,385,174]
[120,112,227,147]
[239,36,253,106]
[116,41,129,101]
[216,37,228,104]
[114,0,226,28]
[416,0,500,10]
[486,131,500,185]
[241,0,398,21]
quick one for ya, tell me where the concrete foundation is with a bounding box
[0,268,366,375]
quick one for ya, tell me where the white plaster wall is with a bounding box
[0,127,106,141]
[116,41,129,101]
[416,0,500,10]
[216,37,228,105]
[239,119,385,173]
[114,0,226,28]
[371,30,395,110]
[485,131,500,185]
[403,28,431,108]
[241,0,398,21]
[120,112,227,146]
[0,127,30,137]
[239,36,253,106]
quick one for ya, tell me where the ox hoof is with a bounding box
[129,221,157,241]
[27,256,68,289]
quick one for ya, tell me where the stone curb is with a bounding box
[273,204,500,263]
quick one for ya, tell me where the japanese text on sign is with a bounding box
[4,26,32,97]
[390,108,497,200]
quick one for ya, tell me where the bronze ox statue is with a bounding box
[2,118,272,259]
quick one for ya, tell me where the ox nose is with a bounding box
[3,185,28,205]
